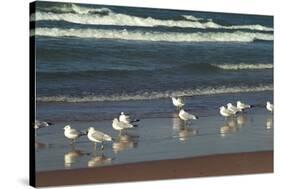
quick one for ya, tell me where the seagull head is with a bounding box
[120,112,125,115]
[267,101,271,105]
[88,127,95,133]
[227,103,232,108]
[237,101,241,105]
[64,125,71,130]
[220,106,225,110]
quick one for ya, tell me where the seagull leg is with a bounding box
[92,143,97,156]
[101,143,104,151]
[93,142,97,152]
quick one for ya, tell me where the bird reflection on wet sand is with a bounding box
[236,114,247,128]
[265,117,273,130]
[88,154,113,167]
[220,118,239,137]
[64,145,90,168]
[35,141,48,152]
[113,133,139,154]
[172,115,198,141]
[35,140,53,152]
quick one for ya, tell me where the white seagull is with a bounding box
[266,101,273,112]
[220,106,234,118]
[119,112,139,124]
[178,109,198,123]
[63,125,86,144]
[171,96,185,109]
[236,101,252,112]
[87,127,112,150]
[227,103,239,115]
[112,118,137,134]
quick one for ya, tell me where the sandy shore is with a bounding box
[36,151,273,187]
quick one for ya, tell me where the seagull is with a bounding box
[236,101,252,112]
[63,125,86,144]
[87,127,112,150]
[34,120,53,135]
[119,112,139,124]
[220,106,234,118]
[178,109,198,123]
[34,120,53,130]
[171,96,185,109]
[227,103,239,115]
[266,101,273,112]
[112,118,137,135]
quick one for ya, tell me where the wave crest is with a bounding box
[33,28,273,42]
[33,5,273,31]
[212,63,273,70]
[37,85,273,103]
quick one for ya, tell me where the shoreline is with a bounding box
[36,151,273,187]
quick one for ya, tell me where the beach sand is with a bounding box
[36,151,273,187]
[35,92,273,187]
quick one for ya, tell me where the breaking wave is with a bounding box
[33,4,273,31]
[37,85,273,103]
[33,27,273,42]
[212,63,273,70]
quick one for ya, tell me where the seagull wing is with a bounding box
[92,131,112,142]
[69,129,80,136]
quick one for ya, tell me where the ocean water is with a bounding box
[33,2,273,171]
[33,2,273,106]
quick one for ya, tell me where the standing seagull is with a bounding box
[220,106,234,118]
[227,103,239,115]
[87,127,112,150]
[178,109,198,124]
[34,120,53,135]
[266,101,273,112]
[119,112,139,124]
[236,101,252,112]
[171,96,185,110]
[112,118,137,135]
[64,125,86,144]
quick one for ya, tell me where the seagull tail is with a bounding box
[131,119,140,123]
[80,130,88,136]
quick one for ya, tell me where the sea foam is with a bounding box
[37,85,273,103]
[34,27,273,42]
[33,5,273,32]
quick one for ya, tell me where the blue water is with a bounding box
[34,1,273,104]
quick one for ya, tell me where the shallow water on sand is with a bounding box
[35,92,273,171]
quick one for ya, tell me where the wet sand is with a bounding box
[36,151,273,187]
[35,107,273,171]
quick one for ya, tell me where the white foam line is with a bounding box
[212,63,273,70]
[33,11,273,32]
[37,85,273,102]
[33,28,273,42]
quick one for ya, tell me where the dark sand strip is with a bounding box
[36,151,273,187]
